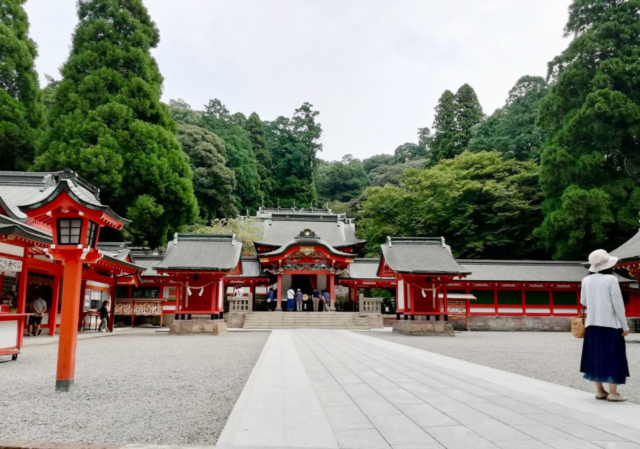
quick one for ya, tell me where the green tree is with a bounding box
[316,154,369,202]
[177,124,238,220]
[244,112,274,201]
[0,0,44,170]
[167,98,202,126]
[33,0,198,248]
[469,76,549,161]
[536,0,640,259]
[358,151,543,259]
[393,143,426,163]
[429,90,457,164]
[188,218,262,256]
[266,102,323,207]
[452,83,484,153]
[362,153,394,173]
[368,158,426,187]
[202,98,262,211]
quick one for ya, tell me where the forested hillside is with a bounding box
[1,0,637,257]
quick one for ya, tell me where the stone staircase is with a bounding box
[241,312,373,330]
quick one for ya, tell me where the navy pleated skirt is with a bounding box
[580,325,630,385]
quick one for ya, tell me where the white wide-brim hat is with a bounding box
[588,249,618,273]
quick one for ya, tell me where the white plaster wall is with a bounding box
[317,275,327,291]
[0,243,24,258]
[0,320,18,349]
[282,274,292,292]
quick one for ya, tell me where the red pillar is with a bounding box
[328,274,335,310]
[351,284,357,311]
[48,274,61,336]
[211,280,217,313]
[109,278,117,332]
[276,274,283,311]
[16,255,29,347]
[56,259,83,392]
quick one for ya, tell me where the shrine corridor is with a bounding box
[218,330,640,449]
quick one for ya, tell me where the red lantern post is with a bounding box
[19,170,128,392]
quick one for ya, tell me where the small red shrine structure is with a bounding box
[154,234,242,318]
[377,237,471,319]
[611,230,640,317]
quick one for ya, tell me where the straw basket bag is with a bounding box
[571,309,586,339]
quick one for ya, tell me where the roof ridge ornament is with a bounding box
[296,228,320,240]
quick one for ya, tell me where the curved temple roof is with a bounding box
[256,214,365,248]
[611,229,640,265]
[155,234,242,272]
[379,237,471,276]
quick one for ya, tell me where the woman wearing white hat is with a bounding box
[580,249,630,402]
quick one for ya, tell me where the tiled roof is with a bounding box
[457,260,596,283]
[227,257,268,279]
[258,215,365,248]
[380,237,470,275]
[0,172,58,219]
[133,255,166,277]
[611,230,640,264]
[17,170,128,225]
[0,215,51,244]
[343,258,393,280]
[155,234,242,272]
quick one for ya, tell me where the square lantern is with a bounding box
[56,218,83,245]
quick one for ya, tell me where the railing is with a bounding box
[359,295,383,314]
[228,294,253,313]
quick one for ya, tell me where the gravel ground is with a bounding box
[365,330,640,403]
[0,331,269,446]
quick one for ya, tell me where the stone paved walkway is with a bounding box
[217,329,640,449]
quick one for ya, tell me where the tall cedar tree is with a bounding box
[429,90,456,164]
[177,124,238,221]
[452,84,484,153]
[202,99,262,212]
[0,0,44,170]
[469,76,549,161]
[244,113,274,202]
[536,0,640,259]
[267,102,322,207]
[33,0,198,248]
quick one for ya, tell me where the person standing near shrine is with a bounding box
[234,286,243,297]
[287,287,295,311]
[580,249,630,402]
[28,295,47,336]
[98,300,110,332]
[318,289,326,312]
[295,289,303,312]
[266,288,275,311]
[322,289,331,312]
[312,288,320,312]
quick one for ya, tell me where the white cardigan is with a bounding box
[580,273,629,332]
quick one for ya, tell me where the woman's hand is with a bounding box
[623,331,630,337]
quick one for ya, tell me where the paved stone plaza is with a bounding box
[368,330,640,404]
[4,329,640,449]
[218,330,640,449]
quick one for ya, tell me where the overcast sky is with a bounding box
[25,0,572,161]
